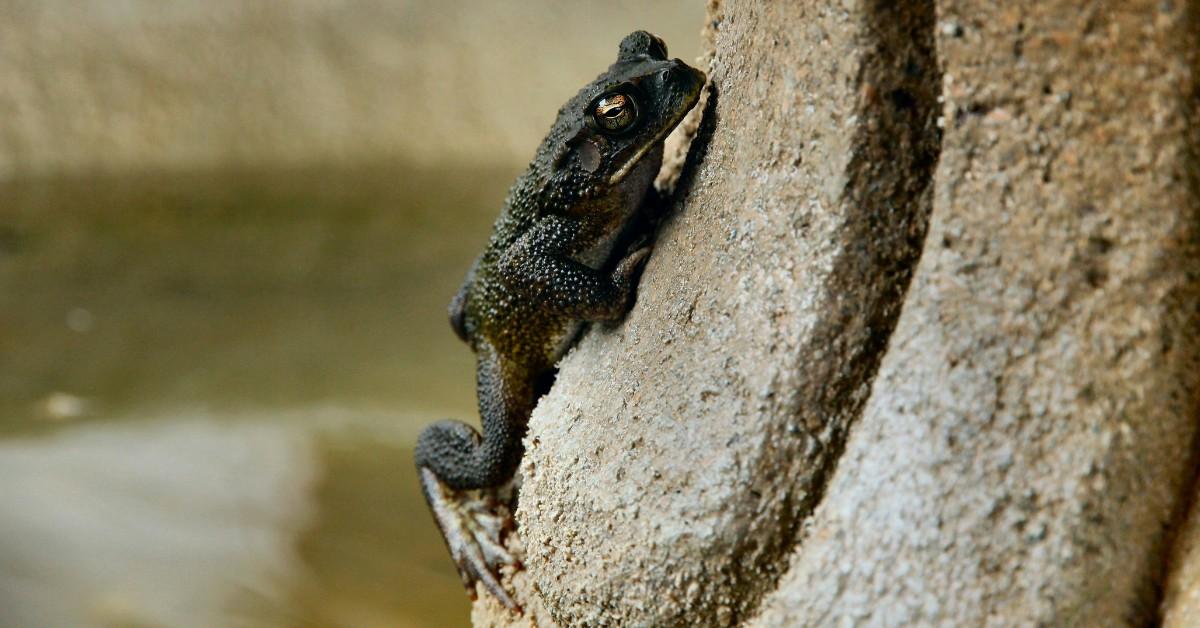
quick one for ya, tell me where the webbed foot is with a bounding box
[419,467,523,612]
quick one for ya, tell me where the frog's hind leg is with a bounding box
[414,343,533,611]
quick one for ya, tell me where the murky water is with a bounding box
[0,162,519,627]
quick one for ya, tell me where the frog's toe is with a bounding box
[615,246,653,280]
[472,517,518,568]
[419,468,523,612]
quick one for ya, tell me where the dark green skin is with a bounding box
[414,31,705,609]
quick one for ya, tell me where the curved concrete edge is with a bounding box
[473,0,941,624]
[751,1,1200,624]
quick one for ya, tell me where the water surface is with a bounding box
[0,162,519,626]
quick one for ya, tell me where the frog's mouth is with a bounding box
[608,70,706,185]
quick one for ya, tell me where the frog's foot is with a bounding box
[419,467,523,612]
[607,246,652,316]
[615,245,652,282]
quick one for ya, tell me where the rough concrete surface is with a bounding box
[475,0,940,624]
[471,0,1200,626]
[751,0,1200,625]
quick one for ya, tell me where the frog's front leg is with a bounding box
[415,342,533,611]
[502,215,652,323]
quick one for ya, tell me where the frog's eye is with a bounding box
[591,92,638,133]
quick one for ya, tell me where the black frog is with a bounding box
[415,31,705,610]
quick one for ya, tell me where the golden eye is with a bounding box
[592,92,638,133]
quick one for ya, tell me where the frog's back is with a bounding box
[479,168,547,266]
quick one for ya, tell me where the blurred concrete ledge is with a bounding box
[0,0,701,180]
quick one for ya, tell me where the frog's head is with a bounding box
[537,31,706,197]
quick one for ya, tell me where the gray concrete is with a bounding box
[472,0,1200,625]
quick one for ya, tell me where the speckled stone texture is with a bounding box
[752,0,1200,625]
[472,0,1200,625]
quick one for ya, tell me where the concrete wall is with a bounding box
[472,0,1200,625]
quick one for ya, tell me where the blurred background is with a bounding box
[0,1,701,626]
